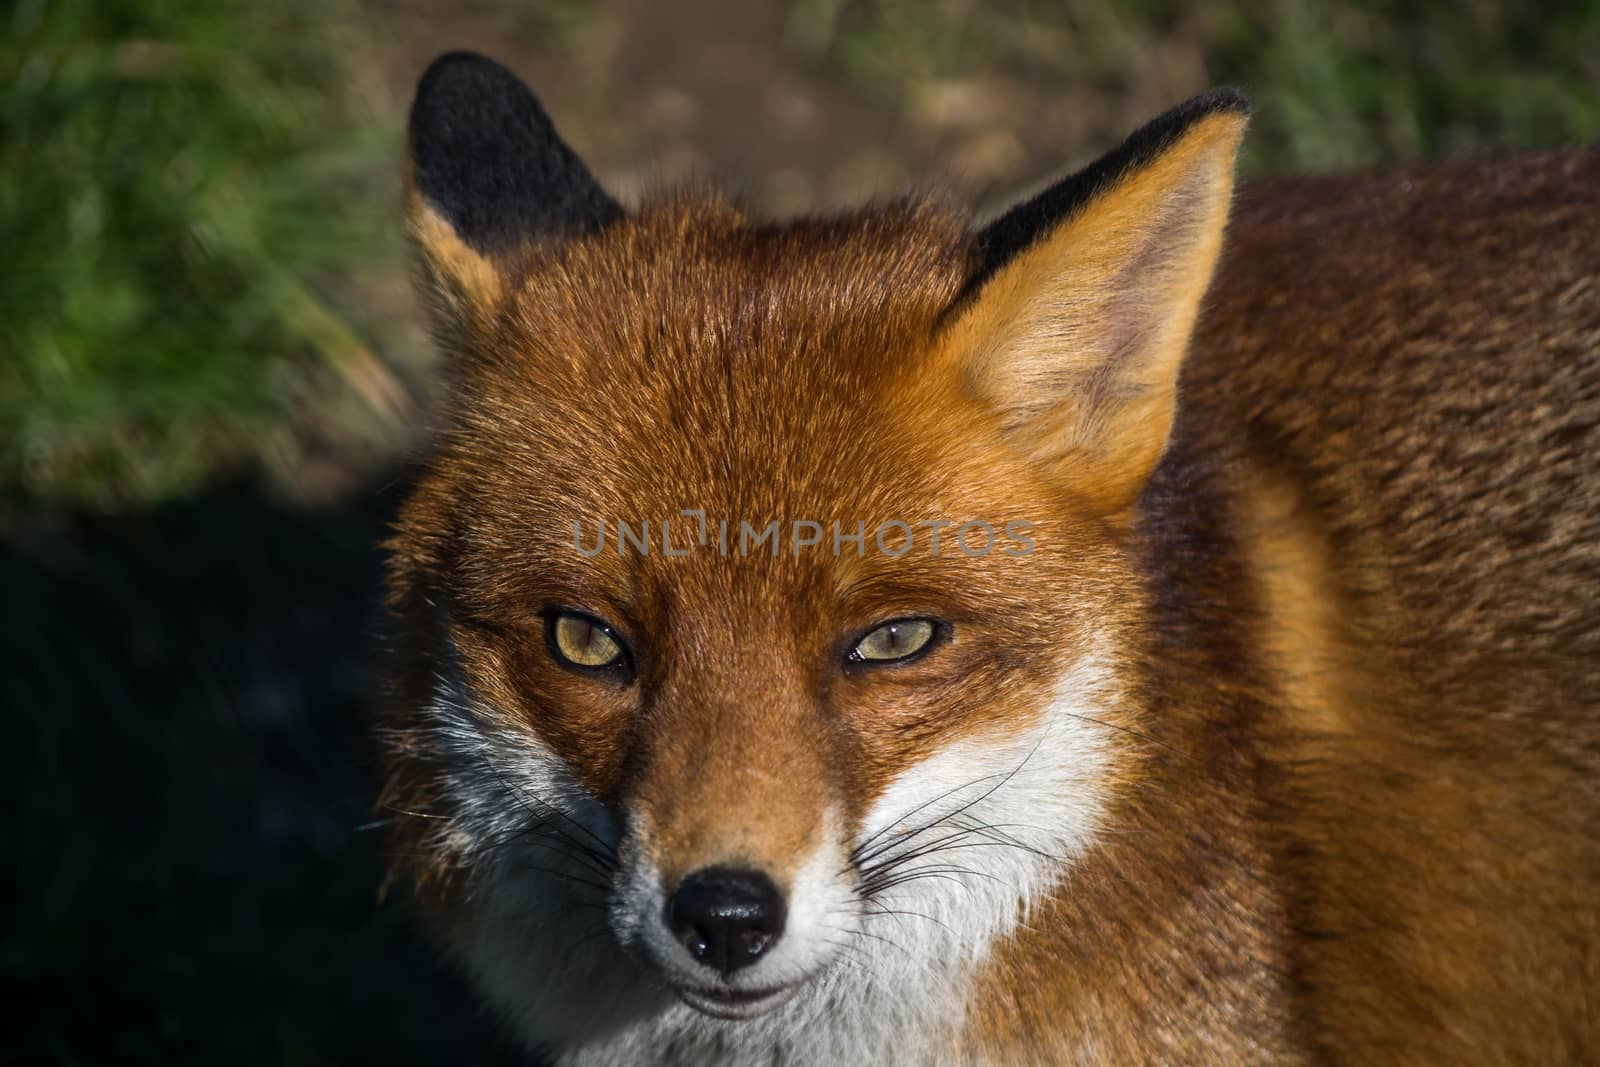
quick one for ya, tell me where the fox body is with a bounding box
[380,53,1600,1065]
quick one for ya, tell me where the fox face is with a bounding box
[382,53,1246,1063]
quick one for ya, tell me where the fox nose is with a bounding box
[666,867,786,976]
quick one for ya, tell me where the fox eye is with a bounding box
[848,618,940,666]
[547,611,631,676]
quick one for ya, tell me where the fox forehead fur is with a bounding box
[380,52,1600,1065]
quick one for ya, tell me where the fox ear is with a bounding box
[405,51,621,330]
[948,90,1248,516]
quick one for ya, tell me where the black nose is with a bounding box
[666,867,786,976]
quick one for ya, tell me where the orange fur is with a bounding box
[380,56,1600,1064]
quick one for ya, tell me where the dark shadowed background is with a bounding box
[4,1,1597,1062]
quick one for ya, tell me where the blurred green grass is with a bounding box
[800,0,1599,173]
[1,0,406,511]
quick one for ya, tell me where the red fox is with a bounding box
[380,51,1600,1064]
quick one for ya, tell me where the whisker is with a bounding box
[861,857,1012,900]
[497,860,613,895]
[844,739,1043,883]
[821,915,915,957]
[479,754,620,862]
[477,832,618,882]
[572,923,620,953]
[851,738,1046,876]
[859,899,955,935]
[860,824,1062,880]
[846,769,1016,870]
[381,802,449,821]
[474,820,619,877]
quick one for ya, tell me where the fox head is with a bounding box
[381,52,1246,1058]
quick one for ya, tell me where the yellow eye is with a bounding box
[548,611,627,671]
[849,618,939,665]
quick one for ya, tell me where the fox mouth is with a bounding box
[674,982,800,1020]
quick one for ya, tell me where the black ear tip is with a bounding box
[968,86,1251,293]
[410,51,543,139]
[416,51,518,96]
[418,49,498,80]
[1185,86,1251,121]
[406,49,620,253]
[1144,88,1251,139]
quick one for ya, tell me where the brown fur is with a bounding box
[961,149,1600,1064]
[381,75,1600,1062]
[1201,152,1600,1062]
